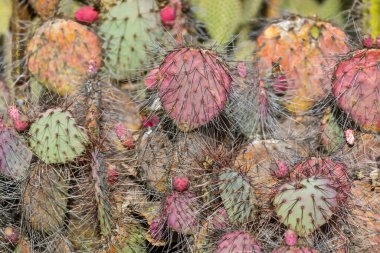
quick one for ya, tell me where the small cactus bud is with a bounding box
[75,6,99,23]
[114,123,135,149]
[142,115,159,128]
[237,62,248,78]
[362,34,374,48]
[284,229,297,246]
[275,160,288,178]
[106,165,118,185]
[8,106,29,132]
[3,227,19,244]
[344,129,355,146]
[160,6,176,26]
[173,177,189,192]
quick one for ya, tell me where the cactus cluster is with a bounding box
[0,0,379,252]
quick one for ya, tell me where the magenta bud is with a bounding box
[284,229,297,246]
[237,62,248,78]
[376,35,380,48]
[160,6,176,26]
[363,34,374,48]
[142,115,159,128]
[3,227,19,244]
[8,106,29,132]
[75,6,98,23]
[275,160,288,178]
[273,75,288,94]
[172,177,189,192]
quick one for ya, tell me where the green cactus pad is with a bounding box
[116,224,146,252]
[191,0,243,44]
[219,169,256,225]
[274,177,338,236]
[29,108,88,164]
[99,0,161,80]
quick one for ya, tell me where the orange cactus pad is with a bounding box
[27,19,102,96]
[257,16,349,114]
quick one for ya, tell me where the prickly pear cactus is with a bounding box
[153,47,232,131]
[28,108,88,164]
[215,230,261,253]
[274,177,339,236]
[99,0,161,80]
[332,49,380,132]
[219,169,256,225]
[257,16,350,114]
[0,124,32,179]
[21,163,68,234]
[27,19,102,96]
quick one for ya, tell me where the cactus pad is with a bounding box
[0,126,32,180]
[99,0,161,80]
[27,19,102,96]
[215,230,261,253]
[28,108,88,164]
[22,164,68,233]
[157,47,232,131]
[332,49,380,132]
[273,177,338,236]
[30,0,59,19]
[219,169,256,224]
[257,16,349,114]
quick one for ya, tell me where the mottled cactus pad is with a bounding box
[274,177,338,236]
[29,108,88,164]
[0,126,32,180]
[158,47,232,131]
[333,49,380,132]
[215,230,261,253]
[219,169,256,224]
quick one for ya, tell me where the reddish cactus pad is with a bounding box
[215,231,261,253]
[332,49,380,132]
[158,47,232,131]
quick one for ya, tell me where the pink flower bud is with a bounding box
[284,229,297,246]
[172,177,189,192]
[8,106,29,132]
[142,115,159,128]
[275,160,288,178]
[75,6,98,24]
[376,35,380,48]
[160,6,176,26]
[344,129,355,146]
[363,34,374,48]
[237,62,248,78]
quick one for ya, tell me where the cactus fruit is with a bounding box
[332,48,380,132]
[257,16,349,114]
[284,229,297,246]
[218,169,256,225]
[163,190,199,234]
[28,108,88,164]
[27,19,102,96]
[272,246,319,253]
[191,0,243,44]
[0,123,32,180]
[99,0,161,80]
[274,177,339,236]
[29,0,59,19]
[21,164,68,233]
[75,6,98,23]
[155,47,232,131]
[215,230,261,253]
[172,177,190,192]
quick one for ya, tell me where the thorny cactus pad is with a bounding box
[163,191,199,234]
[219,169,256,225]
[157,47,232,131]
[273,177,339,236]
[257,16,349,113]
[99,0,161,80]
[0,124,32,180]
[21,164,68,233]
[28,108,88,164]
[333,49,380,132]
[215,230,261,253]
[27,19,102,96]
